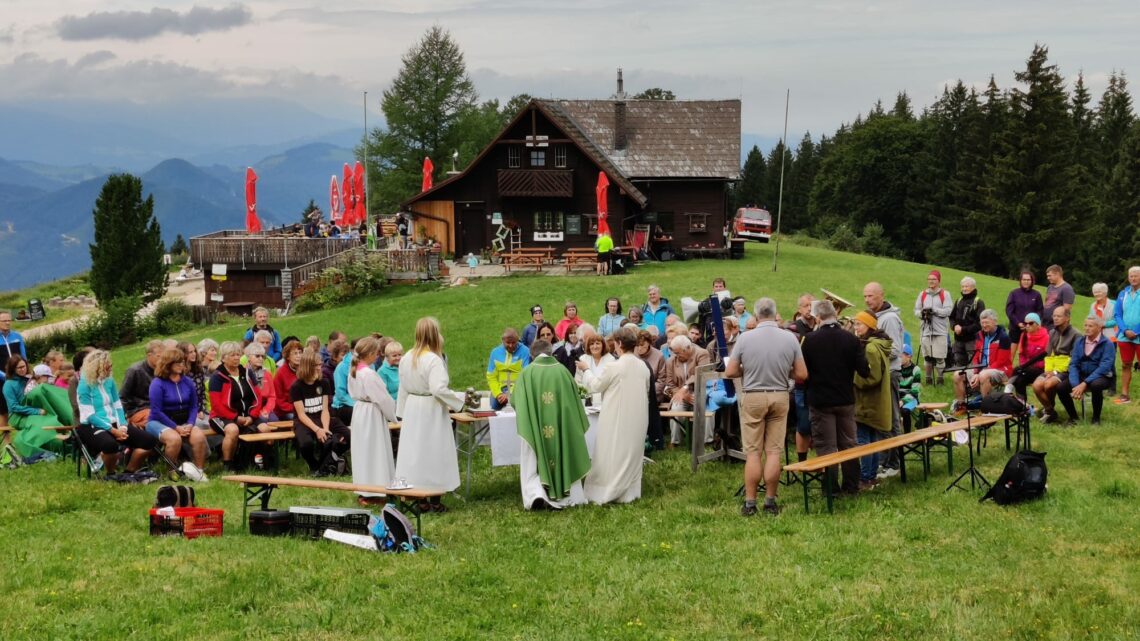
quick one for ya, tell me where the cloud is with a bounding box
[74,50,116,69]
[56,4,252,42]
[0,24,14,44]
[0,52,354,114]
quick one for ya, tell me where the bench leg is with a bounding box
[242,483,276,530]
[824,468,834,514]
[898,449,908,483]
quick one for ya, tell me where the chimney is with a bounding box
[614,67,627,151]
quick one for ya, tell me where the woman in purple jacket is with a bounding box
[1006,270,1044,364]
[146,347,207,469]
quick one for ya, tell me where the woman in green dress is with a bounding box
[3,355,72,457]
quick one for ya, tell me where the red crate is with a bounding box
[149,507,225,539]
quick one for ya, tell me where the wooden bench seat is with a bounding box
[782,415,1006,513]
[223,474,446,534]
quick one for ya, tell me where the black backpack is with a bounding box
[980,450,1047,505]
[979,391,1029,416]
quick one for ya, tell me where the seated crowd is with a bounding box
[0,264,1136,515]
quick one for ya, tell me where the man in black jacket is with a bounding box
[950,276,985,368]
[800,300,870,494]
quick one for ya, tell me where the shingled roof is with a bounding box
[539,99,741,180]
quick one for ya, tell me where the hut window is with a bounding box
[508,146,521,168]
[529,150,546,167]
[265,273,282,288]
[554,146,567,168]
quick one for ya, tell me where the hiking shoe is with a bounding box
[762,502,781,516]
[859,480,879,492]
[1114,396,1131,405]
[877,466,900,479]
[1091,418,1101,425]
[740,503,758,517]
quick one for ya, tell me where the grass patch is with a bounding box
[3,241,1139,640]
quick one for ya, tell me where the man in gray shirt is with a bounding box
[725,298,807,516]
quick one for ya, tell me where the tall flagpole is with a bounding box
[772,89,790,272]
[363,90,370,224]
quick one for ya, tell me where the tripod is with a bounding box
[945,407,990,492]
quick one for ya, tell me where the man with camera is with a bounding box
[914,271,954,386]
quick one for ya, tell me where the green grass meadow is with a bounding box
[3,241,1139,640]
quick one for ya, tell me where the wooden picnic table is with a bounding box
[501,247,555,272]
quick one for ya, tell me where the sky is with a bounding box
[2,1,1139,142]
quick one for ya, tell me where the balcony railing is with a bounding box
[282,248,440,307]
[497,169,573,197]
[189,231,361,269]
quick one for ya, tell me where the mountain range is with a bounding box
[0,96,772,291]
[0,142,358,289]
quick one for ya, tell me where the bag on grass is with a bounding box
[980,450,1047,505]
[980,391,1029,416]
[155,485,197,508]
[369,504,430,553]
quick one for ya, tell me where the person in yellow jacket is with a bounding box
[486,328,531,410]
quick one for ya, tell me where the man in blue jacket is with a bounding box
[641,285,675,336]
[1057,316,1116,425]
[243,307,282,361]
[0,310,27,379]
[1113,266,1140,404]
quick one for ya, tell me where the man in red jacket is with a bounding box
[951,309,1012,414]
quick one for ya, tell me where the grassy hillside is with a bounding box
[110,239,1104,390]
[4,240,1138,641]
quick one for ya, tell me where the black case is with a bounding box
[249,510,292,536]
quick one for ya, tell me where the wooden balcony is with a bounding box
[189,230,362,269]
[497,169,573,197]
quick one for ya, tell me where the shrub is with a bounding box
[828,224,862,253]
[294,253,388,311]
[860,222,894,258]
[149,299,196,335]
[73,295,144,349]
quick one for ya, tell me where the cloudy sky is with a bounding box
[2,1,1138,140]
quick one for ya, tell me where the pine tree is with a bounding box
[1104,124,1140,274]
[1095,72,1135,180]
[364,26,479,213]
[734,145,766,209]
[169,233,188,255]
[89,174,167,304]
[784,133,819,232]
[891,92,915,120]
[981,45,1082,277]
[1069,72,1110,285]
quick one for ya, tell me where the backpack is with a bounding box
[980,450,1047,505]
[979,391,1029,416]
[369,504,430,553]
[155,485,197,508]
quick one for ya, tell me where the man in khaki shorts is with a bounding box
[724,298,807,516]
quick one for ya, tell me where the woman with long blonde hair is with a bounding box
[395,317,465,512]
[348,336,397,504]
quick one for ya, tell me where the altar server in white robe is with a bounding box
[577,325,650,504]
[396,317,465,511]
[347,337,397,504]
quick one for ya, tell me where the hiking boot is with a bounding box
[859,480,879,492]
[762,501,781,516]
[740,502,758,517]
[877,466,900,479]
[1114,396,1131,405]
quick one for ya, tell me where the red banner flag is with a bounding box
[595,171,610,236]
[353,161,366,225]
[342,163,355,225]
[330,175,342,223]
[244,167,262,233]
[422,156,434,192]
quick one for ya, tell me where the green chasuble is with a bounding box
[512,354,591,498]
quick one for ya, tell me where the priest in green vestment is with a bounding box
[513,339,591,510]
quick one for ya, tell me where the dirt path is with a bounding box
[22,278,205,340]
